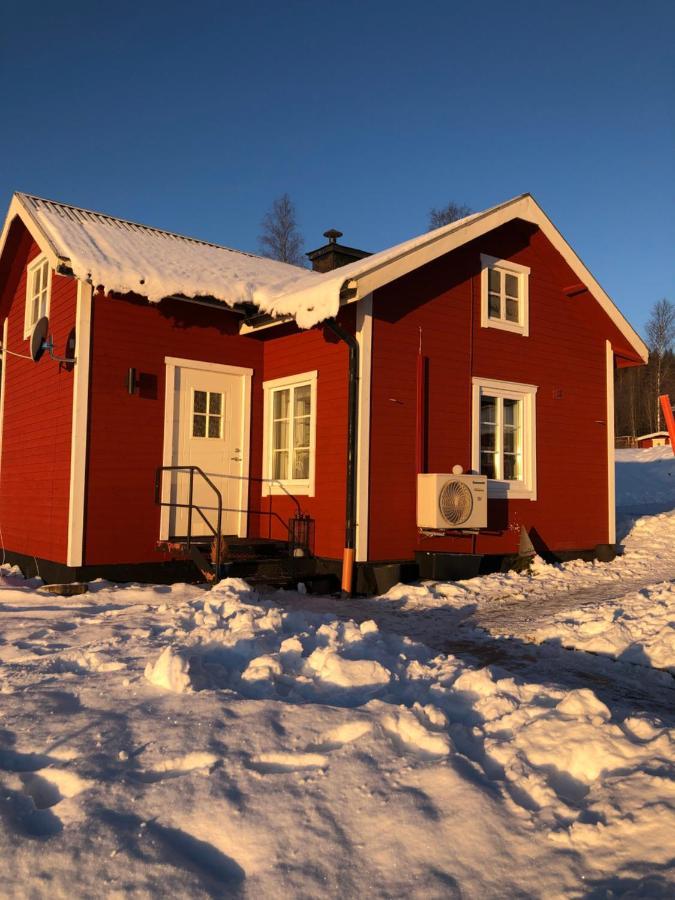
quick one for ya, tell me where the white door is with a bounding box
[167,363,250,539]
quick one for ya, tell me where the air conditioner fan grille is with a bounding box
[438,479,474,526]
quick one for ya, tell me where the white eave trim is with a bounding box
[0,194,67,273]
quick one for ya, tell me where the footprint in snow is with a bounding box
[126,751,220,784]
[248,751,328,774]
[306,720,372,753]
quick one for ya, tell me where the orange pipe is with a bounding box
[659,395,675,455]
[341,546,355,594]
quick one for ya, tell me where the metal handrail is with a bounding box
[155,465,223,576]
[154,466,309,574]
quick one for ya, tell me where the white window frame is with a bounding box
[472,377,537,500]
[262,370,317,497]
[480,254,530,336]
[24,254,51,339]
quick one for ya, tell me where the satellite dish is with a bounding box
[30,317,49,362]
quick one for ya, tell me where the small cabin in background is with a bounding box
[636,431,671,449]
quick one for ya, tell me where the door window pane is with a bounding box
[192,390,223,438]
[192,414,206,437]
[193,390,207,414]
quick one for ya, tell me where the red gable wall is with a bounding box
[368,220,629,561]
[0,227,77,563]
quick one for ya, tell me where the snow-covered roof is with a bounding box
[1,191,317,319]
[637,432,671,440]
[0,191,648,360]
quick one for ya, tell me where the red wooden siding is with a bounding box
[257,308,352,560]
[84,294,265,565]
[368,221,628,561]
[0,228,77,563]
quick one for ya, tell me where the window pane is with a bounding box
[294,384,311,418]
[503,454,517,480]
[480,395,497,453]
[503,398,518,427]
[488,293,500,318]
[208,416,221,438]
[488,268,500,292]
[505,298,519,322]
[193,390,207,414]
[273,389,289,420]
[294,417,310,449]
[33,267,42,295]
[192,414,206,437]
[293,449,309,479]
[209,392,222,415]
[481,451,497,479]
[273,419,288,452]
[273,450,288,480]
[32,296,39,324]
[504,273,519,298]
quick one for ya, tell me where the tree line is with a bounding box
[615,298,675,438]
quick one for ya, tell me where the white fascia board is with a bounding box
[0,194,66,272]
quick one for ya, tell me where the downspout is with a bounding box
[323,317,359,596]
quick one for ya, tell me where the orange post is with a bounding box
[341,547,355,594]
[659,395,675,455]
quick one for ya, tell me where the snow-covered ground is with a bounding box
[0,447,673,897]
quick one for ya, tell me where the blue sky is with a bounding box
[1,0,672,334]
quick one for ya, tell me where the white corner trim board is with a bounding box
[606,340,616,545]
[0,318,8,481]
[67,281,93,567]
[355,295,373,562]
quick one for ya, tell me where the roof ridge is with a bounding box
[15,191,297,267]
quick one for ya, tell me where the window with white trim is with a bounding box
[472,377,537,499]
[480,254,530,336]
[24,255,51,338]
[263,371,317,495]
[192,390,223,439]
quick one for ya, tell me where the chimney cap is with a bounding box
[323,229,343,244]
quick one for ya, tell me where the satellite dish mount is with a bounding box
[30,317,76,364]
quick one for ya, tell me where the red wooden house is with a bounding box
[0,192,647,592]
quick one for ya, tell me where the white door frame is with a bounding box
[160,356,253,540]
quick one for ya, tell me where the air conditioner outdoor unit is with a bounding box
[417,473,488,530]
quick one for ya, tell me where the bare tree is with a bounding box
[646,298,675,429]
[259,194,305,265]
[428,201,472,230]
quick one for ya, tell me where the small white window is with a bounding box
[192,390,223,439]
[480,254,530,336]
[263,371,317,496]
[24,255,51,338]
[472,377,537,499]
